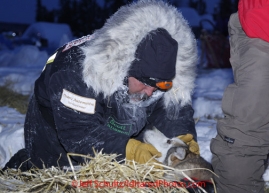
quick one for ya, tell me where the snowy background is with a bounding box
[1,1,269,186]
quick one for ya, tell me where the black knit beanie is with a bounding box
[129,28,178,80]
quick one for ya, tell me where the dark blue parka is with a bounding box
[10,0,198,169]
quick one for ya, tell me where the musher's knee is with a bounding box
[211,135,268,193]
[2,148,31,172]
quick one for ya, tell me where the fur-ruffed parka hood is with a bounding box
[81,0,198,107]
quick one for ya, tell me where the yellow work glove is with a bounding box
[178,134,200,155]
[126,139,162,168]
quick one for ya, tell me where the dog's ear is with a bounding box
[170,154,178,161]
[174,147,186,160]
[167,147,186,166]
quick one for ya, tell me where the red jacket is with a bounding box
[238,0,269,43]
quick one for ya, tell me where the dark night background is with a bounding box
[0,0,238,38]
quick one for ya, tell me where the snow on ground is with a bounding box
[0,107,25,167]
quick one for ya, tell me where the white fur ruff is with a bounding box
[81,0,198,108]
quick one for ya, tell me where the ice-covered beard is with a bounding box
[128,92,149,104]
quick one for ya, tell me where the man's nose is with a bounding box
[144,86,156,97]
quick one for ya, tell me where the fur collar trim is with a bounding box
[81,0,197,107]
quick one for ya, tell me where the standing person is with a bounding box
[4,0,199,171]
[211,0,269,192]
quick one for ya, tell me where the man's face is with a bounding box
[128,77,157,101]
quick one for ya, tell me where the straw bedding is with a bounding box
[0,150,198,193]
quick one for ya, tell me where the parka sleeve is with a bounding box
[146,99,197,140]
[48,70,129,162]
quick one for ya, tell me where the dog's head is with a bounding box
[143,126,213,183]
[143,126,187,163]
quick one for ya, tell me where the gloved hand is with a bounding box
[126,139,162,168]
[178,134,200,155]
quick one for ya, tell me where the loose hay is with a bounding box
[0,150,197,193]
[0,81,29,114]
